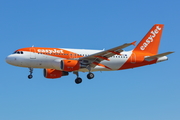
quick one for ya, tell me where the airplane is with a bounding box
[5,24,174,84]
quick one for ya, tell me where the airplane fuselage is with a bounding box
[6,47,167,72]
[6,48,131,71]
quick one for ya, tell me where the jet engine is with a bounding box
[44,69,69,79]
[60,60,80,71]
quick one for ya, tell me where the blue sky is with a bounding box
[1,0,179,120]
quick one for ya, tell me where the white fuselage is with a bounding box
[6,48,132,72]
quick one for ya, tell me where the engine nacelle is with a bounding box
[44,69,69,79]
[60,60,80,71]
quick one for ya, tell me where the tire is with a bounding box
[87,73,94,79]
[28,75,33,79]
[75,77,82,84]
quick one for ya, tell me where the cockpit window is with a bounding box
[13,51,24,54]
[13,51,17,54]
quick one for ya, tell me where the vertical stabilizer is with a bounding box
[133,24,164,54]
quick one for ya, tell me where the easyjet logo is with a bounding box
[37,49,64,53]
[140,26,161,50]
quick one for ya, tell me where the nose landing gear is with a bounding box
[28,68,33,79]
[28,74,33,79]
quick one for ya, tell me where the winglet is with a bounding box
[131,41,136,46]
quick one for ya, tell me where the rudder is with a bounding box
[133,24,164,54]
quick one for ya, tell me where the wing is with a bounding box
[78,41,136,68]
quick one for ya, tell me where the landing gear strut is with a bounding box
[73,72,82,84]
[86,66,94,79]
[28,68,33,79]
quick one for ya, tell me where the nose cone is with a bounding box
[5,55,16,65]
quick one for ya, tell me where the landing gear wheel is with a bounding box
[87,73,94,79]
[28,68,33,79]
[28,75,33,79]
[75,77,82,84]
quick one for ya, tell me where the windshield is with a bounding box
[13,51,23,54]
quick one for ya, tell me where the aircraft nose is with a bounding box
[5,55,16,65]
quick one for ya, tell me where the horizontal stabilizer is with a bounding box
[145,52,174,61]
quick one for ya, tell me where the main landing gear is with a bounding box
[73,72,94,84]
[28,68,33,79]
[87,72,94,79]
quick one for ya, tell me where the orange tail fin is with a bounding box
[133,24,164,54]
